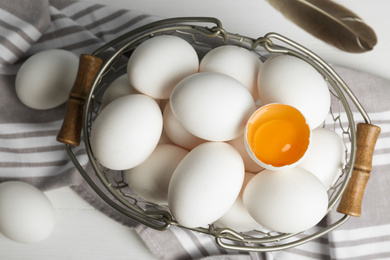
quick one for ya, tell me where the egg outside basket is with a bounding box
[57,17,381,252]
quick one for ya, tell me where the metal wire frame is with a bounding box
[64,17,371,252]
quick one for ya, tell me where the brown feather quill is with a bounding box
[266,0,377,53]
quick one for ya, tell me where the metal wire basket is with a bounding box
[57,17,381,252]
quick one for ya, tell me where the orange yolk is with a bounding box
[246,104,310,167]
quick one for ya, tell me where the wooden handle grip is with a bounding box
[337,123,381,217]
[57,54,103,146]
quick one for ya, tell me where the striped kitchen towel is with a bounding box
[0,0,158,190]
[1,1,389,259]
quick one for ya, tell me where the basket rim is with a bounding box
[71,17,371,252]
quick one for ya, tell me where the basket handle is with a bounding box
[337,123,381,217]
[57,54,103,146]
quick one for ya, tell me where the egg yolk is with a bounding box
[246,104,310,167]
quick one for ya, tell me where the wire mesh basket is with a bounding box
[57,17,381,252]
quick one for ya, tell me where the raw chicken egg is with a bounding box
[127,35,199,99]
[168,142,245,228]
[245,103,311,170]
[170,72,256,141]
[90,94,162,170]
[100,74,139,109]
[200,45,262,100]
[257,55,330,129]
[125,144,188,205]
[15,49,79,110]
[163,102,206,150]
[227,135,264,173]
[243,167,328,234]
[0,181,55,244]
[214,172,261,232]
[299,127,346,189]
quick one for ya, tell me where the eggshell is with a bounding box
[0,181,55,244]
[100,74,139,109]
[227,135,264,173]
[127,35,199,99]
[170,72,256,141]
[163,102,206,150]
[214,172,261,232]
[168,142,245,228]
[257,55,330,129]
[200,45,262,100]
[299,128,346,189]
[90,94,162,170]
[243,168,328,234]
[15,49,79,110]
[125,144,188,205]
[244,103,311,171]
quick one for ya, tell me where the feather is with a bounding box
[266,0,377,53]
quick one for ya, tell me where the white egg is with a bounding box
[127,35,199,99]
[257,55,330,129]
[168,142,245,228]
[299,128,346,189]
[227,135,264,173]
[100,74,139,109]
[200,45,262,100]
[15,49,79,110]
[0,181,55,244]
[163,102,206,150]
[170,72,256,141]
[125,144,188,205]
[243,168,328,234]
[214,172,261,232]
[90,94,162,170]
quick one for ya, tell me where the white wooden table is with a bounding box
[1,1,389,259]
